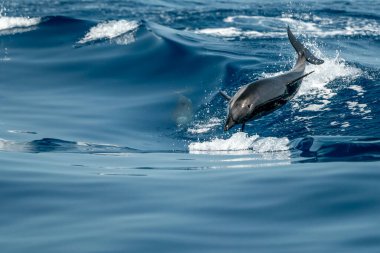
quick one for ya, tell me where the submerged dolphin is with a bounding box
[220,27,324,131]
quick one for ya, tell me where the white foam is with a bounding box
[187,117,221,134]
[294,115,317,121]
[346,101,371,116]
[79,20,139,44]
[195,27,242,37]
[188,132,289,153]
[348,85,365,96]
[223,16,239,23]
[299,101,331,112]
[0,16,41,31]
[330,120,360,129]
[244,30,283,38]
[189,132,258,151]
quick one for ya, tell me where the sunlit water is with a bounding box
[1,0,379,252]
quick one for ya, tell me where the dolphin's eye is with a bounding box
[247,104,252,109]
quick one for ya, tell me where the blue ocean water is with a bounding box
[0,0,380,252]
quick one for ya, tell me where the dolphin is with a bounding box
[220,27,324,131]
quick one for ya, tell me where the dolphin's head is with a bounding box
[224,114,236,131]
[224,99,255,131]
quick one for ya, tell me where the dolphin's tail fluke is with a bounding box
[287,26,324,65]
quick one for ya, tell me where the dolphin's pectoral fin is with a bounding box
[241,123,245,132]
[219,91,231,101]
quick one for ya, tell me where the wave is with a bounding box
[0,16,41,34]
[0,15,141,46]
[0,13,378,156]
[78,19,139,45]
[0,16,41,30]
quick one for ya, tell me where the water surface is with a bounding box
[1,0,379,252]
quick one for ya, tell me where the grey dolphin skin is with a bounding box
[220,27,324,132]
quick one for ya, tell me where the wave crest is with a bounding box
[78,20,139,45]
[0,16,41,33]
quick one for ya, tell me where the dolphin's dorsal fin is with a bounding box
[287,71,315,86]
[219,91,231,101]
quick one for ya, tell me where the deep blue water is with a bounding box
[0,0,380,252]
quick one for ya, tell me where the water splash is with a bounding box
[187,117,222,134]
[188,132,289,153]
[301,51,362,96]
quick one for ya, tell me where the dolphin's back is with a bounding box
[241,69,301,107]
[246,77,286,106]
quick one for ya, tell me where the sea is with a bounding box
[0,0,379,252]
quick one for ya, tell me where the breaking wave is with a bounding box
[78,19,139,45]
[0,16,41,34]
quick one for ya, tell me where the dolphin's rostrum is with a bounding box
[220,27,324,132]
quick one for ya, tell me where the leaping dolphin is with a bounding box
[220,27,324,132]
